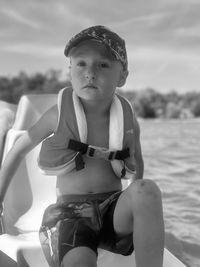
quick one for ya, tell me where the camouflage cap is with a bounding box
[64,25,128,70]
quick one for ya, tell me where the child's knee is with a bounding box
[62,257,96,267]
[63,262,95,267]
[62,247,97,267]
[128,179,162,206]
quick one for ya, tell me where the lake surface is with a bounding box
[140,119,200,267]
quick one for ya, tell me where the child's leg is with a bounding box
[113,179,164,267]
[62,247,97,267]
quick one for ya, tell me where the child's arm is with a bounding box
[133,115,144,180]
[0,105,58,209]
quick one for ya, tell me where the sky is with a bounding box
[0,0,200,93]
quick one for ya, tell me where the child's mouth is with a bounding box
[83,84,98,89]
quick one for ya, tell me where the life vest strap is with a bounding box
[68,139,130,161]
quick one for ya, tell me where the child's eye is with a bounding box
[100,62,110,68]
[77,61,86,67]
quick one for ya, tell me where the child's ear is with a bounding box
[117,70,129,87]
[68,65,72,81]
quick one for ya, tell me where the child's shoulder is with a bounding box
[33,104,58,134]
[117,94,140,137]
[116,93,134,113]
[58,86,73,98]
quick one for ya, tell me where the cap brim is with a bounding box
[64,36,100,57]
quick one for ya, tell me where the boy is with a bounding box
[0,25,164,267]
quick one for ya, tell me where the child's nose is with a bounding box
[85,67,96,80]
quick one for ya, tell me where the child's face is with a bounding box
[69,40,128,103]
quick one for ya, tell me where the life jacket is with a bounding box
[38,87,136,180]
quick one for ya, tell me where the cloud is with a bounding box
[1,7,40,29]
[0,42,62,57]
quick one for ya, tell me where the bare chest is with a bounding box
[86,114,109,148]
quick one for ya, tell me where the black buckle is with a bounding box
[68,139,130,161]
[86,145,116,160]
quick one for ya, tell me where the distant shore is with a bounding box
[0,70,200,119]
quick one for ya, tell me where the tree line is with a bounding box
[0,70,200,119]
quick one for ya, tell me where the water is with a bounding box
[140,119,200,267]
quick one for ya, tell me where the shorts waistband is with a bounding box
[57,191,121,204]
